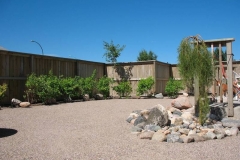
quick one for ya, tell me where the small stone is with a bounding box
[134,116,147,126]
[138,131,155,140]
[131,126,142,132]
[173,110,182,116]
[182,136,194,143]
[216,133,225,139]
[230,127,239,136]
[189,134,205,142]
[189,123,196,130]
[152,132,167,142]
[188,130,196,136]
[171,117,183,126]
[225,130,231,136]
[179,128,190,135]
[167,134,181,143]
[181,112,193,121]
[126,116,133,123]
[129,113,139,119]
[155,93,164,99]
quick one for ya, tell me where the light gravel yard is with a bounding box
[1,97,240,160]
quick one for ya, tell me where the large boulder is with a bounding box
[19,102,31,108]
[171,97,192,110]
[145,107,169,127]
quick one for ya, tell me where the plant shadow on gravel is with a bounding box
[0,128,18,138]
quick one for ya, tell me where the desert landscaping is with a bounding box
[1,97,240,160]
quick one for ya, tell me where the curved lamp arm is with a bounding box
[31,40,44,55]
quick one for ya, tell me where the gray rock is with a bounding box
[134,116,147,126]
[136,122,146,129]
[209,106,227,121]
[126,116,133,123]
[233,106,240,120]
[216,133,225,139]
[11,98,22,107]
[221,118,240,129]
[132,110,142,115]
[171,117,183,126]
[95,93,104,100]
[144,124,160,131]
[167,134,181,143]
[173,110,182,116]
[146,107,168,127]
[155,93,164,99]
[204,131,216,140]
[230,127,239,136]
[131,126,143,132]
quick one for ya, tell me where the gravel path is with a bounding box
[1,97,240,160]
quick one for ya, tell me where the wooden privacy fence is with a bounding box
[106,61,172,96]
[3,50,238,104]
[0,50,105,104]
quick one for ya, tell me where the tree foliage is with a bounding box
[137,49,157,61]
[214,48,227,61]
[103,40,125,64]
[177,35,215,124]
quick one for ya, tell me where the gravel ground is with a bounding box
[1,97,240,160]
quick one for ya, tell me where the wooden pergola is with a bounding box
[204,38,235,116]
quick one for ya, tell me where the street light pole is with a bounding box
[31,40,44,55]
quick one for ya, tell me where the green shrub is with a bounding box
[0,83,7,101]
[97,75,113,98]
[165,78,184,98]
[82,70,97,97]
[25,73,41,103]
[136,77,154,96]
[59,77,78,102]
[113,80,132,97]
[37,71,61,104]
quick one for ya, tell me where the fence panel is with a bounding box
[0,50,105,104]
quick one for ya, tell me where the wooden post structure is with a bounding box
[227,42,234,116]
[219,43,223,103]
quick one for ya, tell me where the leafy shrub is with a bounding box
[25,73,41,103]
[59,77,78,102]
[0,83,7,101]
[82,70,97,97]
[97,75,113,98]
[37,71,61,104]
[165,78,184,98]
[113,80,132,97]
[137,77,154,96]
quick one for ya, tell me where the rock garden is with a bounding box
[126,94,240,143]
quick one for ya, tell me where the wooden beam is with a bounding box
[227,42,234,116]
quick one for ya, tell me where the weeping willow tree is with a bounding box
[177,35,215,124]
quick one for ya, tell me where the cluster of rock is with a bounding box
[11,98,31,108]
[126,96,240,143]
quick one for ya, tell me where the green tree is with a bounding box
[178,35,215,125]
[137,50,157,61]
[103,40,125,65]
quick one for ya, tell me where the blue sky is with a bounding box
[1,0,240,64]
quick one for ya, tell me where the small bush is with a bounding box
[37,71,61,104]
[137,77,154,96]
[97,76,113,98]
[113,80,132,97]
[59,77,78,102]
[165,78,184,98]
[0,83,7,101]
[25,73,40,103]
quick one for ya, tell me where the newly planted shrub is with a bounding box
[113,80,132,97]
[165,78,184,98]
[136,77,154,96]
